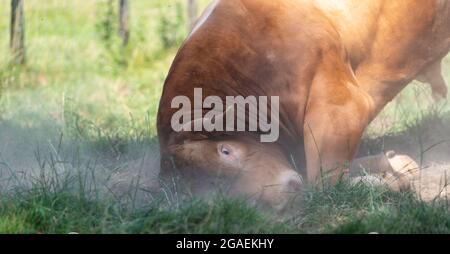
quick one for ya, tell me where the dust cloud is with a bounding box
[0,116,161,207]
[0,93,449,205]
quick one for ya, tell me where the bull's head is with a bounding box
[160,109,302,210]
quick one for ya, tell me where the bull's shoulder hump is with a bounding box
[188,0,222,40]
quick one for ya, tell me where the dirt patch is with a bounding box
[360,113,450,201]
[413,164,450,202]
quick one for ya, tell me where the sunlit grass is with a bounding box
[0,0,188,138]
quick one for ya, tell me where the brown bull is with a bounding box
[157,0,450,209]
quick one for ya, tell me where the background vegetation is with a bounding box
[0,0,450,234]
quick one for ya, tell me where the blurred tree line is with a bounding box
[9,0,199,66]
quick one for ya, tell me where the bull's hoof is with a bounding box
[383,150,421,191]
[350,151,421,191]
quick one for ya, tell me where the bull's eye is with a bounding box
[218,143,240,165]
[220,145,231,156]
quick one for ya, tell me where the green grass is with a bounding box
[334,199,450,234]
[2,177,450,234]
[0,0,450,234]
[0,189,293,234]
[292,182,450,234]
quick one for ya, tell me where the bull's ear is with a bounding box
[170,130,209,145]
[184,133,209,142]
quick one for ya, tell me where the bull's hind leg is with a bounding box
[416,59,448,100]
[303,54,374,184]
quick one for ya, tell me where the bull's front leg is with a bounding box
[302,57,374,185]
[303,104,369,184]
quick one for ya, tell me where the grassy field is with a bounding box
[1,0,450,234]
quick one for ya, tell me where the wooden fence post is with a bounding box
[118,0,130,46]
[10,0,26,65]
